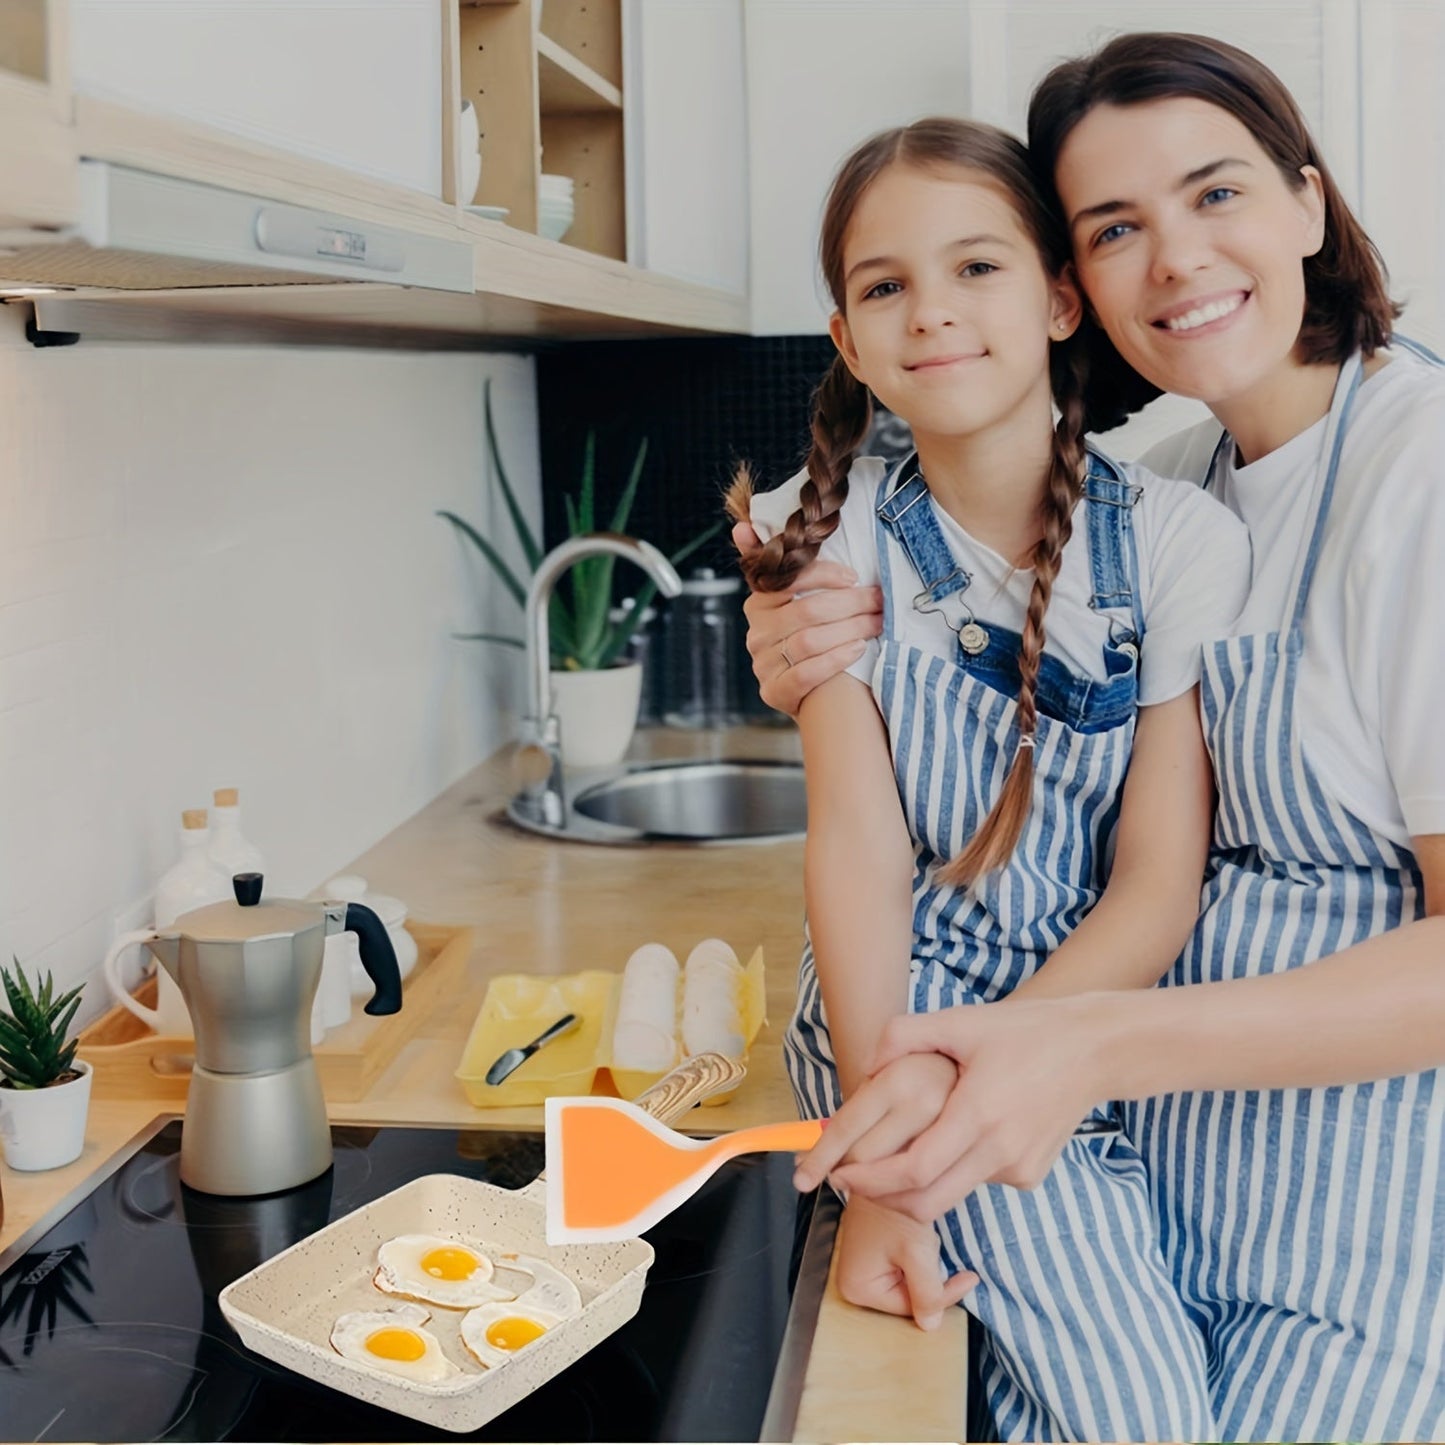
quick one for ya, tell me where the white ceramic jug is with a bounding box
[102,809,229,1036]
[103,927,193,1035]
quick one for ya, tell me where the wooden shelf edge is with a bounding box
[27,263,748,347]
[537,33,622,114]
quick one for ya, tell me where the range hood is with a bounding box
[1,160,475,294]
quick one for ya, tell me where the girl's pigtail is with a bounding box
[725,356,872,593]
[940,343,1088,886]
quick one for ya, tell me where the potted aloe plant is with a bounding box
[0,959,92,1171]
[440,380,720,767]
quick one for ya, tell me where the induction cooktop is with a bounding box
[0,1118,836,1442]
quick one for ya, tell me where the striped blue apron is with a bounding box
[785,452,1215,1441]
[1127,349,1445,1441]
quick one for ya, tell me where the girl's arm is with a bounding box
[801,836,1445,1221]
[1009,687,1213,1001]
[796,672,914,1093]
[798,673,979,1327]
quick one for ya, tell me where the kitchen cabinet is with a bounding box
[0,0,77,234]
[69,0,444,197]
[0,0,750,343]
[622,0,748,295]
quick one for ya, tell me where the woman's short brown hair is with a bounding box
[1028,31,1401,420]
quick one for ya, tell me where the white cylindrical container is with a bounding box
[0,1060,93,1171]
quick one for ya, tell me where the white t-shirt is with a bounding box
[750,454,1251,709]
[1142,347,1445,845]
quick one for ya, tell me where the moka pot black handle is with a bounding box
[344,902,403,1016]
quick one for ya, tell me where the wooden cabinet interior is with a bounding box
[0,1,49,82]
[458,0,625,261]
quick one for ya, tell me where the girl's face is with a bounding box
[1055,97,1326,407]
[830,164,1080,444]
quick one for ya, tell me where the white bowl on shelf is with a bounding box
[539,172,574,200]
[538,198,574,243]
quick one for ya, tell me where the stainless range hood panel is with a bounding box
[37,160,478,293]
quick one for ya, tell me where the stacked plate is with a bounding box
[538,173,575,243]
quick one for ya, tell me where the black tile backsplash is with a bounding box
[537,334,837,562]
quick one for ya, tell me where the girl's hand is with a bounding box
[806,996,1113,1224]
[731,520,883,717]
[795,1052,961,1190]
[835,1194,978,1330]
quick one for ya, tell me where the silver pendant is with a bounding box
[959,622,990,655]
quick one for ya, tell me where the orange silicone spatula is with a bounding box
[544,1095,824,1245]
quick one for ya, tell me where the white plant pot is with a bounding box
[0,1058,93,1171]
[549,661,644,770]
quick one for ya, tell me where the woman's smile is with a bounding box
[1152,288,1251,335]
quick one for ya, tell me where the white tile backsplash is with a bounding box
[0,307,540,1024]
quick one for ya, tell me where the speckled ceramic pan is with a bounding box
[218,1171,652,1432]
[216,1054,741,1433]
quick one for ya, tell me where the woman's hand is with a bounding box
[805,1051,963,1174]
[834,1194,978,1330]
[796,995,1114,1224]
[731,520,883,717]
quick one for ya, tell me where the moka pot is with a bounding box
[147,872,402,1196]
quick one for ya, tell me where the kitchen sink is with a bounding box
[506,758,807,844]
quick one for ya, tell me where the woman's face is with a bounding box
[1055,97,1325,407]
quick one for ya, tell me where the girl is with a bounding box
[727,118,1250,1442]
[774,34,1445,1445]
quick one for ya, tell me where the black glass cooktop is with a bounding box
[0,1121,823,1442]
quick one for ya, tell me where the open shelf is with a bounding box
[537,33,620,114]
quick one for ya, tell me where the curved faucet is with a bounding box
[515,533,684,827]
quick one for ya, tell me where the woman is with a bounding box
[738,32,1445,1443]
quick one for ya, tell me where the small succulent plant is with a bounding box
[0,958,84,1090]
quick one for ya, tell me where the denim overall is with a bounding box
[785,452,1215,1440]
[1126,345,1445,1441]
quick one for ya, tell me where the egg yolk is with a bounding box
[485,1316,548,1351]
[421,1246,480,1280]
[365,1327,428,1362]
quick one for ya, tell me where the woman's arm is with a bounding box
[1010,687,1213,1001]
[733,520,882,717]
[803,835,1445,1221]
[795,670,914,1093]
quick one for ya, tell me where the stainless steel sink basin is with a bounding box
[505,759,806,845]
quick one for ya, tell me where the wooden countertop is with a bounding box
[0,725,967,1442]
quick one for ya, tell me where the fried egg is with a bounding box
[374,1234,514,1309]
[459,1300,560,1367]
[505,1254,584,1319]
[329,1303,460,1383]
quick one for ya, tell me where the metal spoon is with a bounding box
[485,1012,583,1086]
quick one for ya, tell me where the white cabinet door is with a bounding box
[70,0,443,197]
[624,0,748,294]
